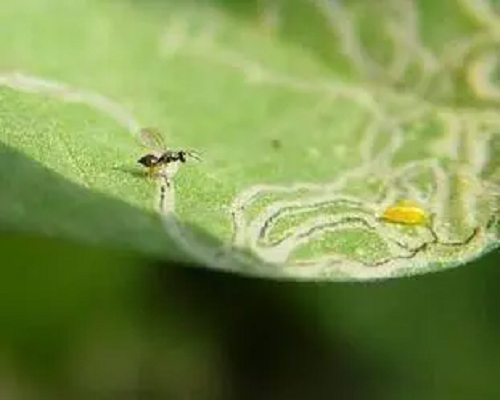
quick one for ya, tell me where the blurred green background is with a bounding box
[1,231,499,399]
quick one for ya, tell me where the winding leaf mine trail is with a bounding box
[165,0,500,278]
[2,66,497,280]
[2,0,500,280]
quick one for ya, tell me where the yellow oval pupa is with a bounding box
[379,200,432,226]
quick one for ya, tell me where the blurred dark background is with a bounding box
[1,231,499,400]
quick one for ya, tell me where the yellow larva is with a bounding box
[379,200,431,226]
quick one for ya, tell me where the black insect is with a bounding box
[137,127,200,176]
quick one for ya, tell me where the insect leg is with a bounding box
[147,165,160,178]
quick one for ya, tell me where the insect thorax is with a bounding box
[158,151,187,163]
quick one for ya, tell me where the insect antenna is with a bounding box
[186,149,202,161]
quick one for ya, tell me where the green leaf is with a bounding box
[0,0,499,280]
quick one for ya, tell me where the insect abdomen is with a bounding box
[138,154,158,167]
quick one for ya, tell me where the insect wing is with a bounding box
[140,127,167,152]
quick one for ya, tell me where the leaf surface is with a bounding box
[1,0,499,280]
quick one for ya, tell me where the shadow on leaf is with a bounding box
[0,143,220,266]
